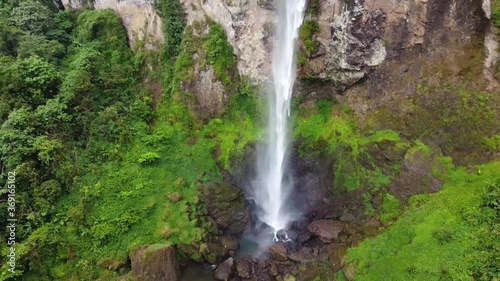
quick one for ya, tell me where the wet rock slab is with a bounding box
[307,220,344,243]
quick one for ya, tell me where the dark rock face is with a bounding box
[201,234,239,264]
[299,1,388,91]
[198,182,250,235]
[307,220,344,243]
[336,9,387,69]
[130,245,180,281]
[236,258,252,279]
[214,257,235,280]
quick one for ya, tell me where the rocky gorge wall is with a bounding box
[55,0,499,280]
[61,0,164,48]
[60,0,498,88]
[60,0,498,122]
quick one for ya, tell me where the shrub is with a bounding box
[138,152,160,165]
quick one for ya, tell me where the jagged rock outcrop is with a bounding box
[389,146,443,201]
[61,0,163,49]
[181,0,275,82]
[198,181,250,235]
[307,220,344,243]
[214,257,235,280]
[61,0,497,89]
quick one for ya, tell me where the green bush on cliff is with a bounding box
[492,0,500,28]
[294,99,405,192]
[203,22,237,87]
[299,19,320,54]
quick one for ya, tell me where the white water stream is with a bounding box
[254,0,307,240]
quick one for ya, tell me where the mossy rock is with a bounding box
[197,182,249,235]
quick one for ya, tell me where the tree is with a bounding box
[17,34,65,63]
[0,17,22,56]
[11,56,61,105]
[0,107,37,168]
[10,0,52,34]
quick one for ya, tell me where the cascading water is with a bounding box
[253,0,307,241]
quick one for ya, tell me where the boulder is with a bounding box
[130,245,180,281]
[198,182,249,235]
[236,259,251,279]
[307,220,344,243]
[214,257,235,280]
[389,147,443,201]
[269,243,288,262]
[288,247,314,263]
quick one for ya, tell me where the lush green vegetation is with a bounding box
[0,1,498,281]
[347,161,500,281]
[0,1,259,280]
[299,20,320,54]
[294,99,405,193]
[493,0,500,29]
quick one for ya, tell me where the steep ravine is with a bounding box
[17,0,500,280]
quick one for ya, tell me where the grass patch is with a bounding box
[347,161,500,281]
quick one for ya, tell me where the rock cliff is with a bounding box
[60,0,498,89]
[61,0,163,49]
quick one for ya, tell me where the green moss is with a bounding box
[294,99,406,192]
[363,192,376,216]
[203,22,238,89]
[305,0,320,17]
[380,193,402,223]
[492,0,500,29]
[365,84,498,165]
[299,20,320,54]
[346,161,500,281]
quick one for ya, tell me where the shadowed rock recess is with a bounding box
[0,0,497,280]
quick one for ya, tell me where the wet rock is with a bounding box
[339,211,356,223]
[269,261,279,276]
[130,245,180,281]
[215,257,234,280]
[177,244,203,262]
[307,220,344,243]
[366,219,382,228]
[288,247,314,263]
[269,243,288,262]
[297,229,312,244]
[220,235,239,251]
[206,216,222,235]
[236,259,251,279]
[198,182,249,235]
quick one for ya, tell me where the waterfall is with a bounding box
[253,0,307,240]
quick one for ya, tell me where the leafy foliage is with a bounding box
[203,23,237,87]
[299,20,320,54]
[10,0,52,34]
[294,99,406,192]
[347,162,500,281]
